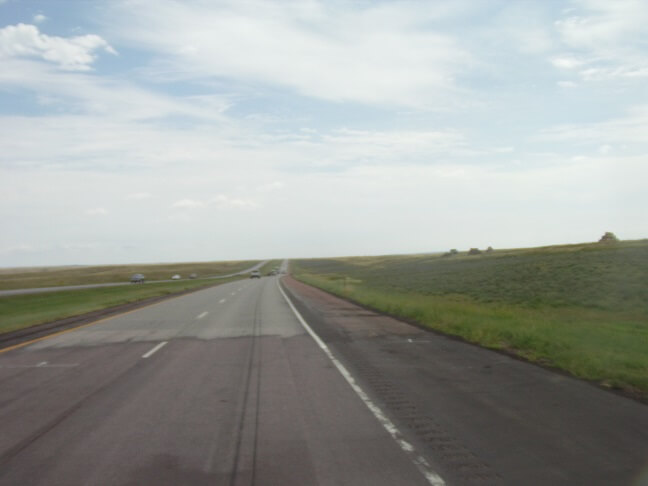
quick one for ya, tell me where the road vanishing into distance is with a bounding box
[0,261,268,297]
[1,268,647,485]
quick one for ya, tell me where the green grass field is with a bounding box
[292,240,648,400]
[0,259,259,290]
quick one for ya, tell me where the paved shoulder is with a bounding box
[282,276,648,486]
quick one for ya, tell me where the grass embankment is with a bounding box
[0,259,259,290]
[292,240,648,399]
[0,277,243,335]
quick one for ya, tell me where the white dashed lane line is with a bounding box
[0,362,78,369]
[219,298,226,304]
[197,311,208,319]
[142,341,168,359]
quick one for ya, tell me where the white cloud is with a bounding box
[33,14,47,24]
[104,0,471,109]
[557,80,578,88]
[257,181,284,192]
[492,146,515,154]
[0,23,116,70]
[317,128,470,165]
[551,57,583,69]
[171,196,257,210]
[538,104,648,144]
[210,195,257,209]
[85,207,108,215]
[0,244,40,255]
[126,192,152,200]
[0,58,229,122]
[487,3,556,55]
[0,111,478,176]
[172,199,205,209]
[59,242,99,251]
[552,0,648,80]
[557,0,648,49]
[598,144,613,154]
[1,1,646,266]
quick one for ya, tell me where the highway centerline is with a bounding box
[142,341,168,359]
[196,311,208,319]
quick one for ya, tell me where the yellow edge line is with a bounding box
[0,288,211,355]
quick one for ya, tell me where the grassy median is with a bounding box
[292,240,648,400]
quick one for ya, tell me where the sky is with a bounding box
[1,0,647,267]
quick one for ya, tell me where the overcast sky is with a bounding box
[1,0,647,267]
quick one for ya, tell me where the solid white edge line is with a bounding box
[142,341,168,359]
[197,311,208,319]
[276,279,446,486]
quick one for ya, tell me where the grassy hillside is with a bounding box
[0,259,259,290]
[292,240,648,400]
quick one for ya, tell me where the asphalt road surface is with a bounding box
[1,273,647,485]
[0,274,434,485]
[0,261,268,297]
[282,277,648,486]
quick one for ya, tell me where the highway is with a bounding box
[0,261,268,297]
[1,271,647,485]
[0,273,434,485]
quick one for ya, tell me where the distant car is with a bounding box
[250,270,261,279]
[130,273,145,283]
[189,273,198,279]
[171,274,181,280]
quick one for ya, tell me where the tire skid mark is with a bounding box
[0,353,143,468]
[228,285,263,486]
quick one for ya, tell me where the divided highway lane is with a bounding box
[0,260,268,297]
[0,276,436,485]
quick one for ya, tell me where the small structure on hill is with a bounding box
[599,232,619,243]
